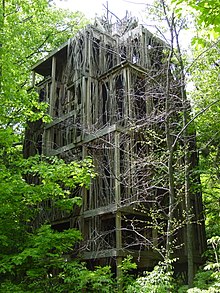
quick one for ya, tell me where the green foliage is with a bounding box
[177,236,220,292]
[190,270,219,292]
[125,262,174,293]
[21,155,95,200]
[0,281,26,293]
[0,225,82,290]
[118,256,137,291]
[181,269,220,293]
[1,0,87,126]
[61,263,116,293]
[172,0,220,37]
[0,2,91,289]
[206,237,220,268]
[172,0,220,245]
[180,0,220,241]
[0,152,95,288]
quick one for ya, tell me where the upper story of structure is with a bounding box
[33,16,166,80]
[31,16,173,157]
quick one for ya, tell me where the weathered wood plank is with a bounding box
[83,203,117,218]
[49,56,56,117]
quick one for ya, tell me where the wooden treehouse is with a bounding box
[26,16,206,276]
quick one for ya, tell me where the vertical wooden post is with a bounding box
[115,131,120,206]
[82,76,86,138]
[114,131,122,281]
[81,31,89,250]
[86,76,91,128]
[49,56,56,117]
[81,145,88,242]
[126,68,132,120]
[46,56,56,153]
[31,71,36,88]
[82,145,88,213]
[116,211,122,280]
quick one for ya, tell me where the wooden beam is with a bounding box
[83,249,118,259]
[80,202,151,219]
[115,129,122,280]
[48,124,117,156]
[116,211,122,279]
[43,56,56,154]
[45,108,78,129]
[49,56,56,117]
[82,248,161,263]
[31,71,36,88]
[114,132,120,205]
[83,203,117,218]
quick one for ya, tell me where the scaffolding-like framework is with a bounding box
[25,18,206,275]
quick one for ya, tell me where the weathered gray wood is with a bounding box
[83,203,117,218]
[45,109,75,129]
[49,56,56,116]
[82,248,160,261]
[31,71,36,88]
[48,124,117,155]
[28,20,206,278]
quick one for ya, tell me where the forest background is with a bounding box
[0,0,220,292]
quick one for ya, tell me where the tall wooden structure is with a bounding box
[27,17,206,275]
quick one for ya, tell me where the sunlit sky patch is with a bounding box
[54,0,152,21]
[54,0,192,49]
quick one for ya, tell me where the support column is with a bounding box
[114,131,122,279]
[81,145,88,240]
[116,211,122,280]
[31,71,36,88]
[115,131,120,206]
[49,56,56,116]
[45,56,56,153]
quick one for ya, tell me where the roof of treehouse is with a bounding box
[32,14,167,77]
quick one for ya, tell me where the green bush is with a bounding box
[125,262,174,293]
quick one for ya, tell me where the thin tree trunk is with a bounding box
[160,0,176,260]
[0,0,5,88]
[174,22,194,288]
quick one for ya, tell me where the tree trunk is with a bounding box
[174,22,194,288]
